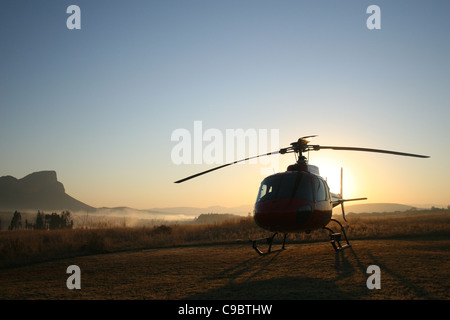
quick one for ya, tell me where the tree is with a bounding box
[61,210,73,229]
[46,213,60,230]
[8,211,22,230]
[33,210,73,230]
[35,211,45,230]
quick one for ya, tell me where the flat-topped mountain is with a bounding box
[0,171,95,212]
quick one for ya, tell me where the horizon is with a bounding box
[1,1,449,210]
[1,169,447,211]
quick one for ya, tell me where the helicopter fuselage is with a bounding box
[253,165,333,233]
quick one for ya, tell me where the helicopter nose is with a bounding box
[296,205,312,224]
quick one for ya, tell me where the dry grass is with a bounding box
[1,239,449,300]
[1,211,449,269]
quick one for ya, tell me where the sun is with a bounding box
[311,158,341,194]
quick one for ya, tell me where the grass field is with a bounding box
[0,239,448,300]
[0,211,449,300]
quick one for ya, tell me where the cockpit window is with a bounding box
[256,173,313,202]
[314,178,329,201]
[256,175,281,202]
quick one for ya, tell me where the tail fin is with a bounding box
[332,167,367,222]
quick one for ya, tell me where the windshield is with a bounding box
[256,173,313,202]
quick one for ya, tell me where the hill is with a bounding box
[146,205,252,216]
[193,213,242,224]
[345,203,417,214]
[0,171,95,212]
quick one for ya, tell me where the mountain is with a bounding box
[98,203,421,219]
[146,205,253,216]
[0,171,95,212]
[344,203,417,214]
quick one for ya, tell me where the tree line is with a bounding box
[8,210,73,230]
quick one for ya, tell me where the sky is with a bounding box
[1,0,449,210]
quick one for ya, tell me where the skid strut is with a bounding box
[251,232,287,255]
[323,219,351,251]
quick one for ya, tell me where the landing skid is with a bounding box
[323,218,351,251]
[251,232,288,256]
[251,219,351,255]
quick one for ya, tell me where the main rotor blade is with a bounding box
[312,146,429,158]
[174,150,280,183]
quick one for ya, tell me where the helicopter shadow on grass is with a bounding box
[334,246,367,281]
[199,249,281,285]
[187,246,368,299]
[186,276,360,299]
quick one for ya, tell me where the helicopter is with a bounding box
[174,136,429,255]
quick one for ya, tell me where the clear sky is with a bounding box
[1,0,449,210]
